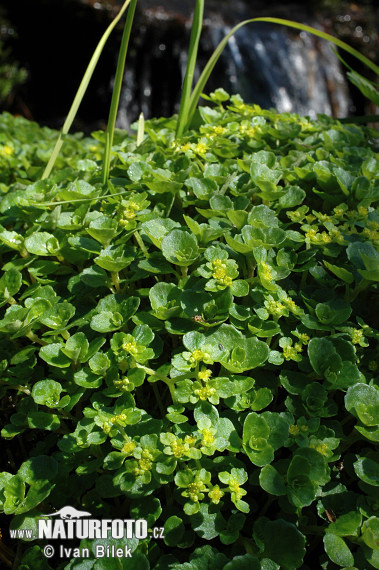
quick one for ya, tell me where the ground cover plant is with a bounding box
[0,88,379,569]
[0,1,379,568]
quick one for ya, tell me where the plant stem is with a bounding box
[134,230,149,257]
[175,0,204,138]
[42,0,133,180]
[103,0,137,183]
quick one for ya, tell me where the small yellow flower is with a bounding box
[351,329,364,344]
[138,458,152,471]
[0,144,14,156]
[184,435,197,446]
[289,424,301,436]
[171,440,186,458]
[358,206,368,216]
[299,333,310,345]
[122,339,138,355]
[195,385,216,401]
[193,142,207,155]
[209,485,224,504]
[305,228,318,240]
[313,442,329,456]
[201,429,215,446]
[191,349,208,362]
[198,368,212,381]
[228,478,245,501]
[123,440,136,454]
[283,345,300,361]
[260,262,273,281]
[266,300,285,316]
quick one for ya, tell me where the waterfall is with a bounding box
[115,17,351,130]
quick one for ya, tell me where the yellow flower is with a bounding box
[312,442,329,456]
[289,424,301,436]
[122,339,138,355]
[260,262,273,281]
[194,385,216,401]
[198,368,212,381]
[351,329,364,344]
[184,435,197,446]
[193,142,207,155]
[283,345,300,361]
[171,440,186,458]
[201,428,215,446]
[266,300,285,316]
[0,144,14,156]
[213,126,227,135]
[299,333,310,345]
[123,440,136,454]
[209,485,224,504]
[191,349,208,363]
[138,458,152,471]
[228,478,245,501]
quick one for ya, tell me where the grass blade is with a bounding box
[136,112,145,146]
[175,0,204,139]
[185,17,379,134]
[102,0,137,184]
[42,0,132,180]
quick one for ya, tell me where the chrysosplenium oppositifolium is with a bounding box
[0,91,378,568]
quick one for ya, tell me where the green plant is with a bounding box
[0,12,27,106]
[42,0,134,181]
[177,14,379,136]
[0,89,378,568]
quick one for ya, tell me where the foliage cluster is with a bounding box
[0,11,27,107]
[0,90,378,569]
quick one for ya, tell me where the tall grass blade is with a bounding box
[136,112,145,146]
[42,0,132,180]
[185,17,379,134]
[102,0,137,184]
[175,0,204,139]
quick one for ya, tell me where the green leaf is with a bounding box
[326,512,362,537]
[345,384,379,427]
[361,516,379,550]
[253,517,306,570]
[31,380,62,408]
[315,299,352,325]
[39,344,71,368]
[354,457,379,486]
[161,229,199,267]
[24,232,59,256]
[164,515,185,546]
[94,244,135,271]
[86,215,119,245]
[259,465,286,496]
[61,332,89,363]
[323,534,354,567]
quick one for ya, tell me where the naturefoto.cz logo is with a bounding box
[37,506,150,540]
[9,506,164,560]
[9,506,163,540]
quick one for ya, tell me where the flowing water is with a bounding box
[115,17,351,130]
[3,0,373,131]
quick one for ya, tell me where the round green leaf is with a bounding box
[31,380,62,407]
[323,534,354,567]
[161,229,199,266]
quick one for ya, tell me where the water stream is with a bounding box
[2,0,375,131]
